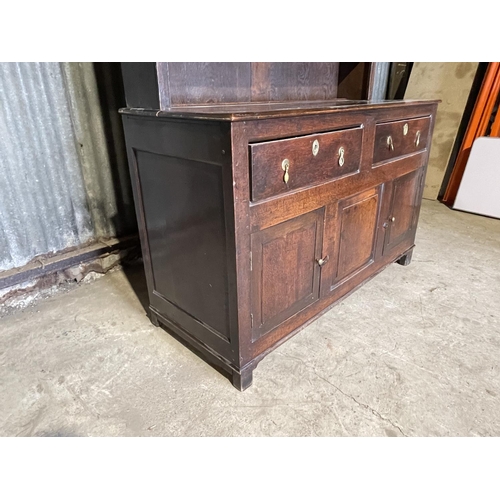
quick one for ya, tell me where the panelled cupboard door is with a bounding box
[321,186,383,295]
[382,167,424,257]
[250,208,325,341]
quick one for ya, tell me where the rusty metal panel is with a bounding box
[0,62,135,273]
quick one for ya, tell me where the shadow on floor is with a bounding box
[120,259,150,314]
[157,321,235,386]
[120,258,235,388]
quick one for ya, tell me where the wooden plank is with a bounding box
[442,62,500,205]
[489,106,500,137]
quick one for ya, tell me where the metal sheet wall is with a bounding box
[0,62,135,273]
[370,62,391,101]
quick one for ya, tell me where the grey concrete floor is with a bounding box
[1,200,500,437]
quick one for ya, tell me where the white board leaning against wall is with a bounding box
[454,137,500,219]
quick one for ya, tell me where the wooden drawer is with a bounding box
[250,127,363,201]
[373,115,431,165]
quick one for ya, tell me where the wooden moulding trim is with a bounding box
[118,99,441,122]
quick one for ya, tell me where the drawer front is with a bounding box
[373,116,430,164]
[250,127,363,201]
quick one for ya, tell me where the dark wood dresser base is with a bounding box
[121,99,438,390]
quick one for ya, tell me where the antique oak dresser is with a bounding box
[120,63,438,390]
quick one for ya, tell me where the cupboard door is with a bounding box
[250,208,325,341]
[382,168,424,257]
[323,186,383,294]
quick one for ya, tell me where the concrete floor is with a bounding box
[1,200,500,436]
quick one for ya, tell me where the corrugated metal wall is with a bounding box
[370,62,391,100]
[0,62,135,273]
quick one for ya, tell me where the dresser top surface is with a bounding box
[119,99,439,122]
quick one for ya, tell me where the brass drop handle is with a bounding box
[338,147,345,167]
[403,123,409,135]
[282,159,290,185]
[387,135,394,151]
[415,130,421,147]
[317,255,329,267]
